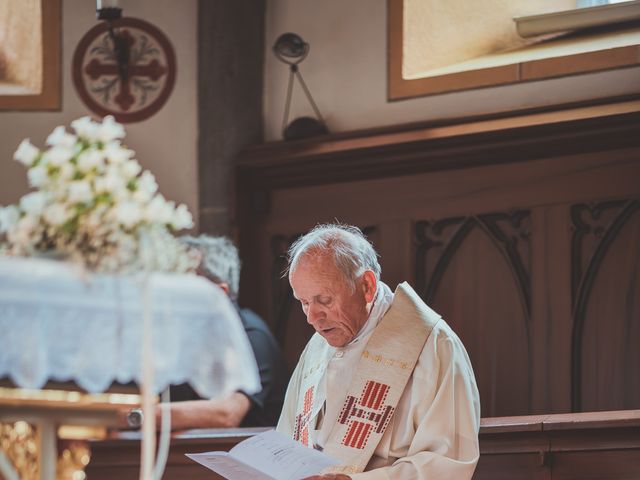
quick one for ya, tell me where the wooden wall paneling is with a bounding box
[265,150,640,233]
[529,207,573,414]
[269,230,313,370]
[377,219,414,289]
[235,174,268,318]
[270,232,302,346]
[474,453,550,480]
[415,212,531,312]
[550,450,640,480]
[236,101,640,189]
[248,151,640,413]
[414,211,532,417]
[279,307,313,371]
[573,199,640,412]
[236,101,640,416]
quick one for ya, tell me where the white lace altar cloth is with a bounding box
[0,257,260,398]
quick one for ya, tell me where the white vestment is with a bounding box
[277,282,481,480]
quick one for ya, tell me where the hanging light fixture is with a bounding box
[273,33,329,141]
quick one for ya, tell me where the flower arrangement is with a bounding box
[0,116,196,273]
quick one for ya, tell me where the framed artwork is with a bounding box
[0,0,61,110]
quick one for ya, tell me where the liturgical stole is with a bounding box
[292,282,440,475]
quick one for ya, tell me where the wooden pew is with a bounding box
[477,410,640,480]
[85,427,270,480]
[86,410,640,479]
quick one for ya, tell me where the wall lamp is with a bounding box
[273,33,328,141]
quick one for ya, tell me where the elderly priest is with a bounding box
[277,224,480,480]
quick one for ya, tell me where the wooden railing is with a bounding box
[85,410,640,479]
[85,427,270,480]
[477,410,640,479]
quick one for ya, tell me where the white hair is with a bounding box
[287,223,381,291]
[180,235,241,299]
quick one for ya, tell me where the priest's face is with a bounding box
[290,253,376,348]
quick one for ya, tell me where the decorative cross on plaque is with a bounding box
[73,18,176,123]
[338,381,395,449]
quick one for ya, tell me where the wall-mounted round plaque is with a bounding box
[73,17,176,123]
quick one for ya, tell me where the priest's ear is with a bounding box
[361,270,377,303]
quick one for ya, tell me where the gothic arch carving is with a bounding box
[570,199,640,411]
[415,210,532,415]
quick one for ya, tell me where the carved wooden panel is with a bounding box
[571,199,640,412]
[237,111,640,416]
[415,212,531,417]
[270,232,302,344]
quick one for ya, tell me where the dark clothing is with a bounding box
[236,306,289,427]
[170,303,288,427]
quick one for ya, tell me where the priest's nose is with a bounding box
[305,303,324,326]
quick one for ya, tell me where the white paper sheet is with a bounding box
[186,430,340,480]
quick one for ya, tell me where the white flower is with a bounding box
[43,145,74,167]
[46,126,77,148]
[121,160,142,179]
[144,195,174,224]
[4,116,194,273]
[67,180,93,204]
[77,148,104,172]
[114,201,143,228]
[138,171,158,195]
[103,141,134,165]
[20,191,48,216]
[0,205,20,233]
[85,204,107,228]
[27,166,48,188]
[43,203,72,226]
[132,190,150,203]
[95,166,126,195]
[133,171,158,202]
[14,139,40,167]
[8,215,39,246]
[58,163,75,181]
[172,204,193,230]
[71,116,100,141]
[93,177,109,194]
[112,186,131,203]
[97,116,125,143]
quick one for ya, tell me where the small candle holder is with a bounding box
[96,0,122,20]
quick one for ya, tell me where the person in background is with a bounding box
[148,235,288,430]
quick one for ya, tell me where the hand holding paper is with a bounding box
[186,429,340,480]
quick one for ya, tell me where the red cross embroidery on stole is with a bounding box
[294,386,314,446]
[338,380,395,449]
